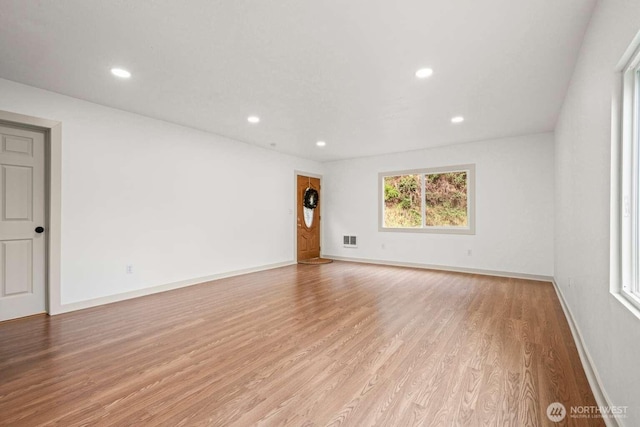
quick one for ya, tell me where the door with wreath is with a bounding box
[297,175,320,260]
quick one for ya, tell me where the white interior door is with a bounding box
[0,125,46,321]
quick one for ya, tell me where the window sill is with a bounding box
[611,290,640,321]
[379,226,475,235]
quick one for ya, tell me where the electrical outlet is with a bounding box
[126,264,133,274]
[467,249,472,256]
[381,243,386,250]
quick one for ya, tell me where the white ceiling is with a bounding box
[0,0,596,162]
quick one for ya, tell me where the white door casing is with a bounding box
[0,125,46,321]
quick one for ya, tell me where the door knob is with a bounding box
[35,226,45,233]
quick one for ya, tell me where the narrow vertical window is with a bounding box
[619,39,640,310]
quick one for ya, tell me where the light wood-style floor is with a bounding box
[0,262,602,426]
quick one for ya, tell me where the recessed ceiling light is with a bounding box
[110,68,131,79]
[451,116,465,124]
[316,141,326,147]
[247,116,260,124]
[415,68,433,79]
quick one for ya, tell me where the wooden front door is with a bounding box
[0,124,46,321]
[297,175,320,261]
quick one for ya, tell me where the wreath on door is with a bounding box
[303,188,319,209]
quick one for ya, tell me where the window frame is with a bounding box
[619,42,640,311]
[378,164,475,235]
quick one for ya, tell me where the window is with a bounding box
[379,164,475,234]
[618,39,640,311]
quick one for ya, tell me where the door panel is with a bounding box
[2,240,33,295]
[3,165,33,220]
[297,175,320,261]
[4,134,34,155]
[0,125,45,321]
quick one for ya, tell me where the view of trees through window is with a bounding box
[425,172,467,226]
[383,175,422,227]
[383,170,468,228]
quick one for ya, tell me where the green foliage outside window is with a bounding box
[383,171,468,228]
[384,175,421,227]
[425,172,467,226]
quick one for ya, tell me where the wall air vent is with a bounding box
[343,235,357,248]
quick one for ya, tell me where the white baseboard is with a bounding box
[50,260,296,315]
[325,255,553,282]
[551,279,621,427]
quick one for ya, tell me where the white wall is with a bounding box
[0,78,322,306]
[323,133,554,277]
[554,0,640,424]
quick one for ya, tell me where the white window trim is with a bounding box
[378,164,476,235]
[612,32,640,316]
